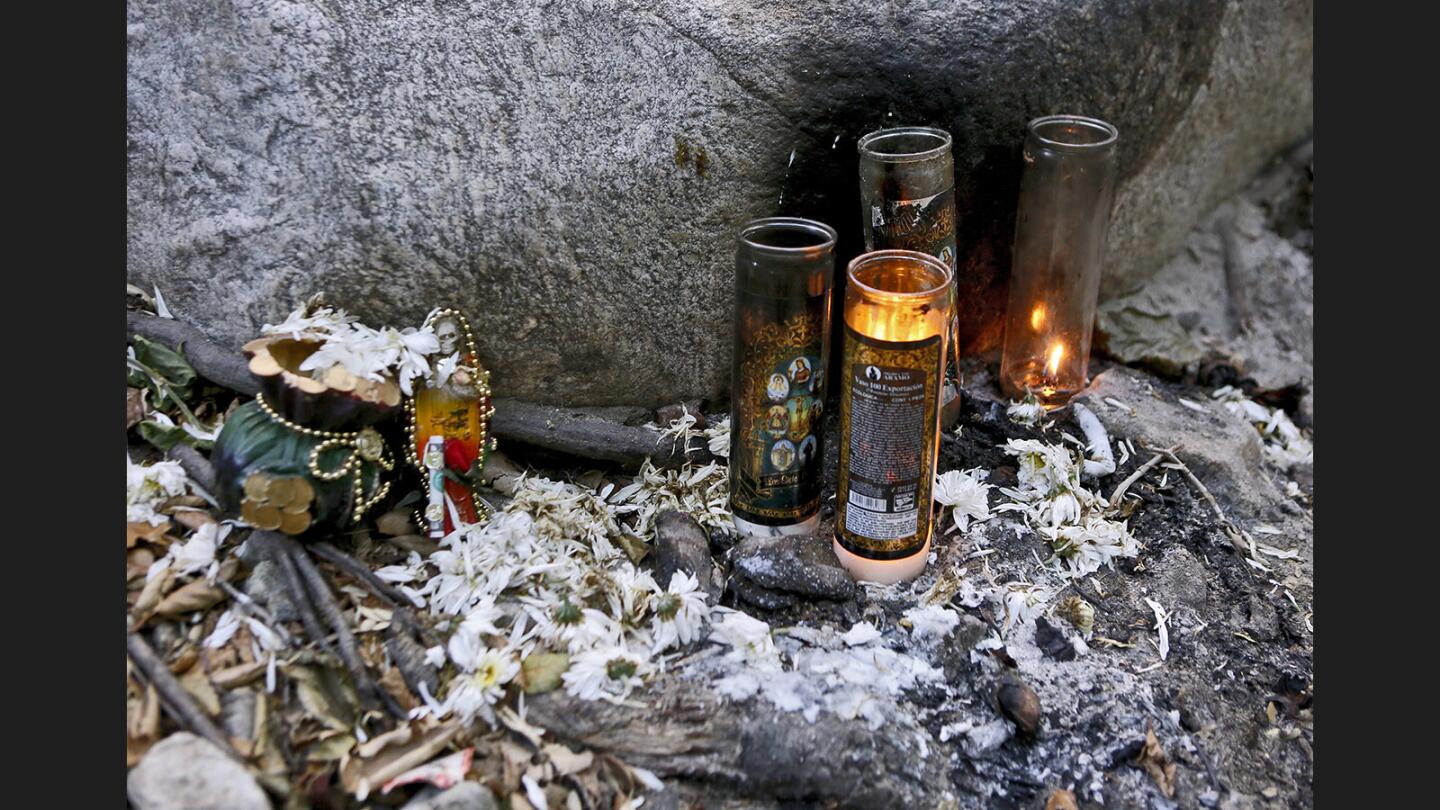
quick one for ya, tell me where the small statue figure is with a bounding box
[406,308,496,536]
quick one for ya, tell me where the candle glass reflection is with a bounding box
[728,217,837,538]
[834,250,952,584]
[999,115,1119,407]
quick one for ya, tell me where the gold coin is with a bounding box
[243,472,271,501]
[291,476,316,506]
[279,509,312,535]
[250,504,282,531]
[267,476,297,504]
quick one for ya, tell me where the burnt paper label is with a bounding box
[836,326,942,558]
[870,186,958,271]
[730,304,828,524]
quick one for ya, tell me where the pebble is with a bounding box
[127,732,270,810]
[402,782,499,810]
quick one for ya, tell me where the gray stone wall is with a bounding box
[127,0,1312,406]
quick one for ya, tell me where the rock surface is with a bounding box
[127,732,271,810]
[126,0,1311,405]
[1098,139,1314,390]
[728,528,858,609]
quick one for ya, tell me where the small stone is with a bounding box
[728,531,858,605]
[1199,789,1221,807]
[402,782,499,810]
[655,400,707,429]
[1151,547,1209,611]
[996,678,1042,736]
[653,510,721,601]
[244,559,298,622]
[127,732,270,810]
[1035,617,1077,661]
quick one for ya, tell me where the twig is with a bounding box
[258,533,338,659]
[1153,447,1252,559]
[285,537,407,719]
[127,312,259,395]
[310,542,408,607]
[127,632,245,762]
[165,443,218,497]
[1109,444,1180,505]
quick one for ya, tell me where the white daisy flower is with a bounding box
[443,647,519,723]
[933,469,993,532]
[650,571,709,652]
[126,455,189,526]
[562,645,653,703]
[1007,394,1046,426]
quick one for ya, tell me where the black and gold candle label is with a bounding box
[730,304,828,524]
[837,326,941,558]
[870,187,958,270]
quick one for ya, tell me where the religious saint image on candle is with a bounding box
[809,367,824,395]
[766,405,789,438]
[767,372,790,402]
[799,434,818,467]
[787,356,812,384]
[786,395,813,441]
[770,439,796,472]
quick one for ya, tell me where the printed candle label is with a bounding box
[730,306,827,524]
[870,187,958,271]
[837,327,941,559]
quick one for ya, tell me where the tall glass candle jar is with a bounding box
[858,126,962,424]
[999,115,1120,406]
[729,217,837,538]
[834,250,953,583]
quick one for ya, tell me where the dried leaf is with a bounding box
[127,520,172,549]
[284,662,359,733]
[126,678,161,767]
[211,660,267,689]
[339,722,461,800]
[1045,788,1079,810]
[1134,724,1176,798]
[307,732,357,763]
[380,747,473,794]
[154,578,225,617]
[542,743,593,777]
[521,653,570,695]
[131,567,175,622]
[615,533,650,564]
[179,667,222,716]
[172,510,218,532]
[127,387,147,429]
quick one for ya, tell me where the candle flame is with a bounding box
[1044,341,1065,377]
[1030,305,1047,331]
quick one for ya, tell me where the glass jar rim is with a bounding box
[846,249,953,299]
[738,217,838,255]
[1026,115,1119,151]
[857,126,953,163]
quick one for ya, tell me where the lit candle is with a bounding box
[834,250,953,584]
[999,115,1120,408]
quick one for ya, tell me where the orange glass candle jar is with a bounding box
[999,115,1119,407]
[834,250,953,583]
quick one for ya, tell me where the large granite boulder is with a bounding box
[127,0,1312,406]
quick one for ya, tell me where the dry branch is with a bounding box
[127,631,245,762]
[127,311,704,469]
[128,312,259,395]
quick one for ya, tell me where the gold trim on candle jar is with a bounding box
[1000,115,1120,407]
[834,249,953,584]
